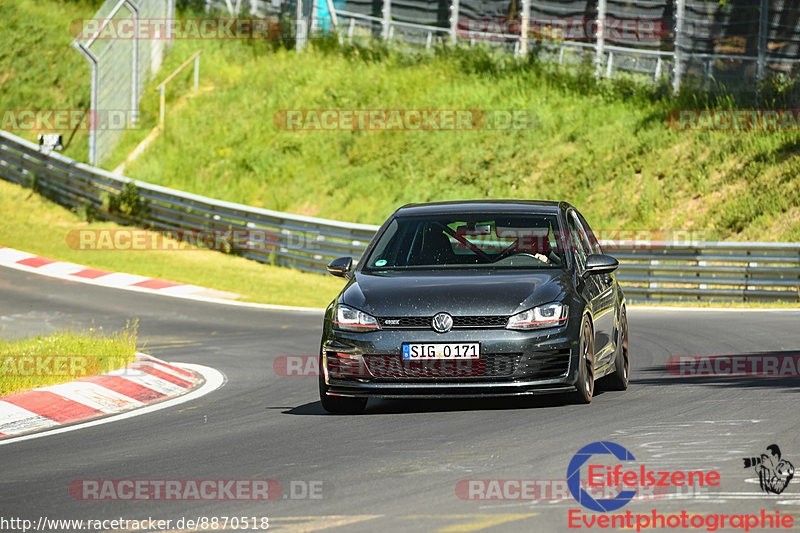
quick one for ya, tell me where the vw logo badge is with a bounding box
[432,312,453,333]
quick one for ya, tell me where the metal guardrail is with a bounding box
[0,130,378,274]
[1,129,798,303]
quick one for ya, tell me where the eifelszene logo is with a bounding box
[567,441,637,512]
[744,444,794,495]
[567,441,721,513]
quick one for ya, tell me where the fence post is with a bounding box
[325,0,339,31]
[382,0,391,40]
[310,0,319,34]
[519,0,531,56]
[595,0,606,77]
[672,0,685,94]
[756,0,768,103]
[74,43,99,166]
[450,0,460,44]
[296,0,307,51]
[130,4,139,127]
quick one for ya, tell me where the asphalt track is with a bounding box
[1,265,799,532]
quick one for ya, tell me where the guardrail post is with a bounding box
[193,55,199,90]
[605,51,614,77]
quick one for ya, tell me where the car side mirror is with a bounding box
[582,254,619,278]
[327,257,353,278]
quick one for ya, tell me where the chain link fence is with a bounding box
[72,0,175,167]
[280,0,800,98]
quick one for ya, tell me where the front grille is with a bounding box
[364,353,522,379]
[378,315,508,329]
[518,349,571,379]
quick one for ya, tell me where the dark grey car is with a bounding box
[319,200,629,413]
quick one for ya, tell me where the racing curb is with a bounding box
[0,245,241,301]
[0,353,204,439]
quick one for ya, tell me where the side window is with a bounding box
[567,213,591,271]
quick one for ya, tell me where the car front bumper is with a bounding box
[321,322,582,399]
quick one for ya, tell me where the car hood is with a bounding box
[341,269,570,317]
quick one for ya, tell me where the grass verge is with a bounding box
[114,36,800,241]
[0,322,137,396]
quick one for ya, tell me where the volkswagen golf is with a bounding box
[318,200,629,413]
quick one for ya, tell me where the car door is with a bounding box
[573,210,617,365]
[566,210,613,365]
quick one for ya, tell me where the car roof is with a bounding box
[394,200,571,216]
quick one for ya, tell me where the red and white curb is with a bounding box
[0,245,241,300]
[0,353,203,439]
[0,245,321,312]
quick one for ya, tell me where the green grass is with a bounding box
[0,322,137,396]
[110,36,800,242]
[0,0,102,161]
[4,1,799,243]
[0,179,347,307]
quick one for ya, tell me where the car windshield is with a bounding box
[362,212,565,271]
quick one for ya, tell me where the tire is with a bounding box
[603,308,630,391]
[318,357,367,414]
[572,316,595,404]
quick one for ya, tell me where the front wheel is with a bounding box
[318,374,367,414]
[572,317,595,404]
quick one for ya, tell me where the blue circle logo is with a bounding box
[567,441,637,512]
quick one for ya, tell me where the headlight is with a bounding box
[333,304,381,332]
[506,302,568,330]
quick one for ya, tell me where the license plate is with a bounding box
[402,343,480,360]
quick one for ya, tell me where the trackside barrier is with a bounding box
[1,129,798,303]
[0,130,377,274]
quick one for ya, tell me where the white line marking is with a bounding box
[0,363,225,446]
[630,305,800,312]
